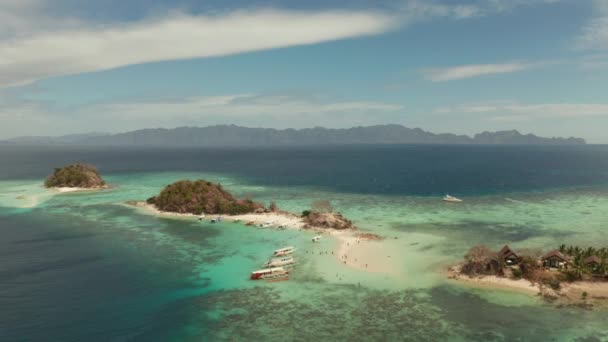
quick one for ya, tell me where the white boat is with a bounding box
[250,267,288,280]
[443,194,463,203]
[273,246,296,256]
[198,214,206,220]
[312,235,322,242]
[263,256,295,268]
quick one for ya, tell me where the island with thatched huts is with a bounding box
[449,244,608,307]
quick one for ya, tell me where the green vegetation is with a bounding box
[44,163,106,188]
[147,179,264,215]
[558,244,608,277]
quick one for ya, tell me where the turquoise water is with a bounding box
[1,146,608,341]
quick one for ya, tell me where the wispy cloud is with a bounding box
[578,16,608,50]
[435,102,608,119]
[576,0,608,50]
[421,62,536,82]
[97,94,403,119]
[0,93,404,138]
[0,0,568,88]
[0,9,398,88]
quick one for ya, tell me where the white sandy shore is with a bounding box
[447,269,541,295]
[447,266,608,306]
[128,201,389,273]
[54,186,108,193]
[334,232,397,275]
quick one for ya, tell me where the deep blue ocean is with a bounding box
[2,144,608,341]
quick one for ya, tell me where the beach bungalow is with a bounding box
[497,245,520,266]
[541,250,570,269]
[584,255,603,275]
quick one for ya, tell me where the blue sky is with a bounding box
[1,0,607,142]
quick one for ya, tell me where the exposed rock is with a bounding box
[304,211,354,230]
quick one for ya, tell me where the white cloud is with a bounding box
[0,0,570,88]
[435,102,608,119]
[95,94,403,119]
[421,62,535,82]
[578,16,608,50]
[577,0,608,50]
[0,94,404,138]
[0,9,398,88]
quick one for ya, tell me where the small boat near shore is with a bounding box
[250,267,289,280]
[273,246,296,256]
[210,215,224,223]
[263,256,295,268]
[312,235,322,242]
[443,194,463,203]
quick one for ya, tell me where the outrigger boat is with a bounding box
[250,267,289,280]
[263,256,295,268]
[273,246,296,257]
[443,194,463,203]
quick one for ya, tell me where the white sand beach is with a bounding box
[447,266,608,306]
[128,201,396,274]
[54,186,108,193]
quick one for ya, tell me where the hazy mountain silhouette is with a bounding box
[4,125,586,146]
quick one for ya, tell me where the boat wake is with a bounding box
[504,198,541,206]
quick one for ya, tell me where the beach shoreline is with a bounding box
[126,201,390,273]
[446,265,608,308]
[54,185,109,193]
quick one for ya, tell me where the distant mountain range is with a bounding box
[2,125,586,146]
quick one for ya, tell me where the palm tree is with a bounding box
[566,246,574,256]
[559,244,566,253]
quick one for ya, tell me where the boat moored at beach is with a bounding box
[250,267,289,280]
[312,235,322,242]
[263,256,295,268]
[443,194,463,203]
[273,246,296,256]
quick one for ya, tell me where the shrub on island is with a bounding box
[44,163,106,188]
[146,179,264,215]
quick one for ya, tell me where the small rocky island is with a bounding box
[146,179,265,215]
[44,163,107,189]
[302,200,354,230]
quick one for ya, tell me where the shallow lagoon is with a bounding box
[1,145,608,341]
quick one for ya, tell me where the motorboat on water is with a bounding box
[210,216,224,223]
[273,246,296,257]
[263,256,295,268]
[443,194,463,203]
[312,235,322,243]
[250,267,289,280]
